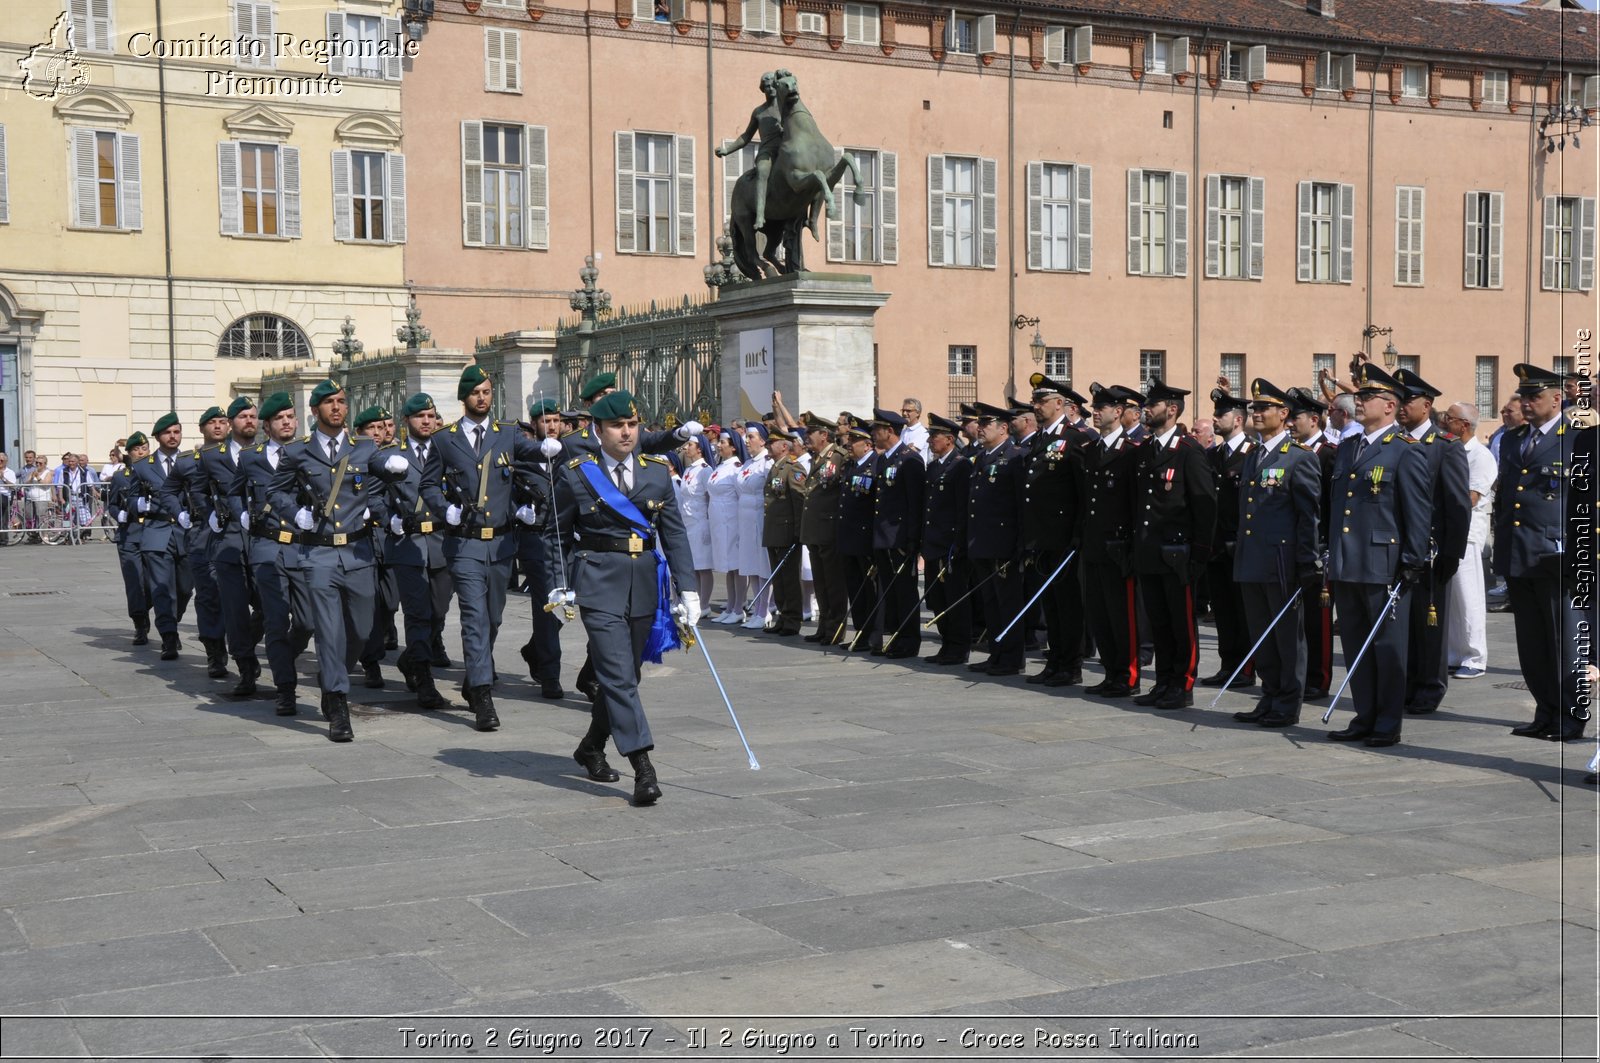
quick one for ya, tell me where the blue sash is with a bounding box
[577,460,682,662]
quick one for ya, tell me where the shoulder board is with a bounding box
[301,434,312,443]
[448,425,458,433]
[566,454,598,469]
[1279,441,1292,452]
[492,421,502,431]
[579,429,591,440]
[255,444,265,453]
[641,453,668,465]
[1440,431,1458,442]
[144,455,156,464]
[1292,441,1312,452]
[1240,441,1254,452]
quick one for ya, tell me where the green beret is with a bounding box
[402,393,437,418]
[458,363,490,401]
[260,392,293,420]
[152,412,180,435]
[125,431,148,450]
[309,379,343,407]
[353,405,391,429]
[589,389,640,422]
[226,396,256,419]
[527,398,560,418]
[198,406,227,427]
[579,371,617,402]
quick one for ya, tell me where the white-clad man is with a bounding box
[1442,401,1497,679]
[898,398,930,463]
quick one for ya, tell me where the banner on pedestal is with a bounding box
[737,328,774,420]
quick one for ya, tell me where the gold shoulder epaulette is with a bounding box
[567,454,598,469]
[642,453,668,465]
[448,425,458,433]
[1279,441,1292,452]
[255,444,266,453]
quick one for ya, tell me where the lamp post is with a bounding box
[570,256,613,394]
[1362,324,1398,370]
[703,234,742,291]
[331,315,363,388]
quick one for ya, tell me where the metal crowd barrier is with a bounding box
[0,482,116,546]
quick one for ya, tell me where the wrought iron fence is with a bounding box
[554,294,720,426]
[343,351,410,421]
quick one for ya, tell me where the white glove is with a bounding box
[294,507,315,531]
[546,587,575,623]
[675,419,705,440]
[207,512,221,534]
[136,497,150,514]
[540,437,563,459]
[362,507,371,522]
[390,515,405,536]
[177,510,192,530]
[117,509,127,523]
[515,504,538,525]
[384,454,409,475]
[676,590,702,627]
[446,504,463,526]
[240,511,250,532]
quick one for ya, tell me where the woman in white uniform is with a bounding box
[708,431,746,622]
[677,435,715,604]
[737,424,774,629]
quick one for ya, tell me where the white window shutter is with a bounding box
[233,0,255,64]
[331,149,353,242]
[1171,170,1188,277]
[1247,176,1264,279]
[258,2,277,70]
[71,128,97,227]
[1585,75,1600,111]
[979,156,998,268]
[944,9,958,51]
[485,29,502,91]
[88,0,112,50]
[1463,192,1480,288]
[386,152,407,243]
[279,145,300,238]
[1204,173,1221,278]
[217,141,242,236]
[1247,44,1266,82]
[504,31,520,92]
[634,0,653,19]
[1337,182,1354,283]
[1542,196,1559,290]
[1297,180,1313,282]
[1074,164,1091,272]
[1394,187,1410,285]
[1126,167,1143,275]
[1581,197,1596,292]
[616,132,636,253]
[1069,25,1092,66]
[0,125,9,225]
[827,147,845,263]
[118,133,141,230]
[1026,161,1042,270]
[325,13,346,77]
[461,121,484,246]
[674,133,696,257]
[1172,36,1189,75]
[879,149,898,264]
[1487,191,1503,289]
[976,14,995,55]
[527,124,548,250]
[670,0,688,20]
[382,17,403,80]
[1043,26,1064,65]
[1339,54,1356,91]
[927,154,945,266]
[1316,51,1330,87]
[721,140,741,227]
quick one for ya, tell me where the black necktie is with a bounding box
[1353,436,1369,465]
[473,426,484,456]
[325,438,337,462]
[614,461,628,493]
[1521,429,1536,461]
[160,456,171,478]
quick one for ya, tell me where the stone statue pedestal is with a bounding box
[704,272,888,423]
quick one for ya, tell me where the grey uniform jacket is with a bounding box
[230,442,300,568]
[130,452,186,555]
[267,434,393,572]
[1326,428,1431,585]
[420,419,545,563]
[1232,437,1322,585]
[383,439,449,569]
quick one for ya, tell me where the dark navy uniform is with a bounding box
[1401,421,1471,715]
[762,452,807,635]
[921,435,972,664]
[1022,416,1092,685]
[967,437,1024,675]
[1133,427,1217,707]
[1079,416,1142,695]
[131,448,193,648]
[199,440,263,691]
[837,445,878,646]
[1203,426,1257,686]
[799,438,848,646]
[161,445,227,671]
[871,436,925,656]
[230,437,312,713]
[1301,433,1338,697]
[105,460,151,640]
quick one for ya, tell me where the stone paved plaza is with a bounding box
[0,545,1595,1061]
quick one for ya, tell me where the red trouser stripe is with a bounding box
[1124,577,1140,688]
[1182,583,1198,691]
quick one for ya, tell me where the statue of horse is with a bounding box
[728,72,863,280]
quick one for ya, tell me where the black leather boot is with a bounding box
[361,660,384,689]
[430,634,451,668]
[628,751,661,806]
[131,614,150,646]
[396,654,420,692]
[159,632,180,661]
[574,742,621,782]
[274,685,297,717]
[325,692,353,742]
[413,662,448,711]
[231,656,260,698]
[468,685,499,731]
[202,637,229,679]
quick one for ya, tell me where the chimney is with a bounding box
[1308,0,1335,16]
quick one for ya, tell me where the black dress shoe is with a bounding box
[1546,728,1588,743]
[1404,703,1438,716]
[362,662,385,689]
[1133,687,1168,707]
[1328,724,1372,741]
[468,685,500,731]
[967,660,992,673]
[883,647,918,659]
[986,665,1022,677]
[429,639,452,668]
[1043,671,1081,687]
[1258,712,1301,728]
[804,633,823,643]
[275,687,297,717]
[629,751,662,806]
[1363,733,1400,747]
[869,647,887,657]
[159,632,180,661]
[412,664,449,711]
[1026,668,1060,685]
[384,633,399,651]
[1233,705,1271,723]
[230,657,260,698]
[540,680,565,699]
[1302,688,1329,700]
[1511,722,1552,738]
[325,692,354,742]
[202,638,229,679]
[518,642,540,680]
[131,625,150,646]
[574,744,621,782]
[1198,672,1230,688]
[1094,683,1138,699]
[1155,690,1193,710]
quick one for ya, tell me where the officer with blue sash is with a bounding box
[545,390,699,806]
[107,432,153,643]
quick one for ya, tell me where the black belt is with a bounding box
[582,533,656,554]
[298,526,372,547]
[446,524,512,541]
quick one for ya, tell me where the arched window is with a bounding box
[218,314,313,360]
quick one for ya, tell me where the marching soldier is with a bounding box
[381,393,453,711]
[1231,380,1322,727]
[132,412,193,661]
[106,432,152,643]
[1200,388,1257,689]
[1495,364,1589,742]
[1393,368,1471,716]
[1287,387,1338,699]
[870,408,925,658]
[1079,385,1143,698]
[966,402,1024,676]
[1023,373,1093,687]
[799,415,847,645]
[921,413,972,665]
[353,405,401,690]
[230,392,311,717]
[762,432,806,636]
[268,379,410,742]
[161,407,232,677]
[1132,379,1217,710]
[517,398,566,699]
[836,420,878,647]
[1326,363,1432,747]
[201,396,265,696]
[544,390,699,806]
[420,365,546,732]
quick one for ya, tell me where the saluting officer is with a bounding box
[1286,386,1338,700]
[1495,364,1588,742]
[1079,385,1144,698]
[544,390,699,806]
[869,408,925,658]
[132,412,194,661]
[353,405,401,691]
[1132,379,1218,710]
[835,419,878,647]
[269,379,410,742]
[201,396,265,696]
[229,392,311,717]
[966,402,1025,677]
[1022,373,1093,688]
[381,393,453,711]
[1326,363,1432,747]
[762,431,807,636]
[516,398,567,699]
[921,413,972,665]
[107,432,153,643]
[420,364,546,731]
[1231,380,1322,727]
[799,415,848,646]
[1393,368,1472,716]
[1201,388,1257,689]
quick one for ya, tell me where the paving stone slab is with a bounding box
[1024,809,1343,863]
[1397,1015,1597,1061]
[548,824,842,880]
[770,833,1103,895]
[1247,824,1559,885]
[944,739,1155,772]
[974,758,1223,798]
[1004,848,1330,916]
[0,930,234,1007]
[241,772,528,827]
[759,776,1025,818]
[790,754,987,784]
[0,811,155,870]
[1235,1024,1465,1058]
[1125,771,1351,813]
[0,848,222,908]
[136,802,384,850]
[1259,785,1556,836]
[270,846,593,913]
[527,794,803,846]
[198,816,557,878]
[12,877,302,947]
[0,1004,90,1059]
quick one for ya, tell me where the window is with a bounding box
[69,129,140,230]
[1219,354,1245,394]
[1542,195,1596,292]
[1562,74,1600,110]
[1395,185,1424,287]
[1205,174,1263,280]
[1464,190,1504,290]
[1316,52,1354,92]
[1297,180,1354,284]
[1402,63,1427,99]
[1475,356,1498,416]
[797,12,824,34]
[1127,168,1188,277]
[1313,353,1336,392]
[928,154,996,268]
[844,3,880,45]
[217,314,313,360]
[720,140,757,224]
[948,344,975,376]
[1223,43,1265,84]
[615,131,696,256]
[343,14,388,78]
[332,149,406,243]
[1027,162,1090,273]
[1396,354,1420,377]
[1555,355,1574,377]
[946,13,993,55]
[1146,35,1171,75]
[947,345,977,416]
[463,121,549,250]
[1482,70,1508,106]
[742,0,779,34]
[324,11,403,80]
[827,148,898,265]
[218,141,301,238]
[232,0,274,68]
[1139,350,1166,388]
[67,0,114,53]
[484,27,521,92]
[1045,347,1072,382]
